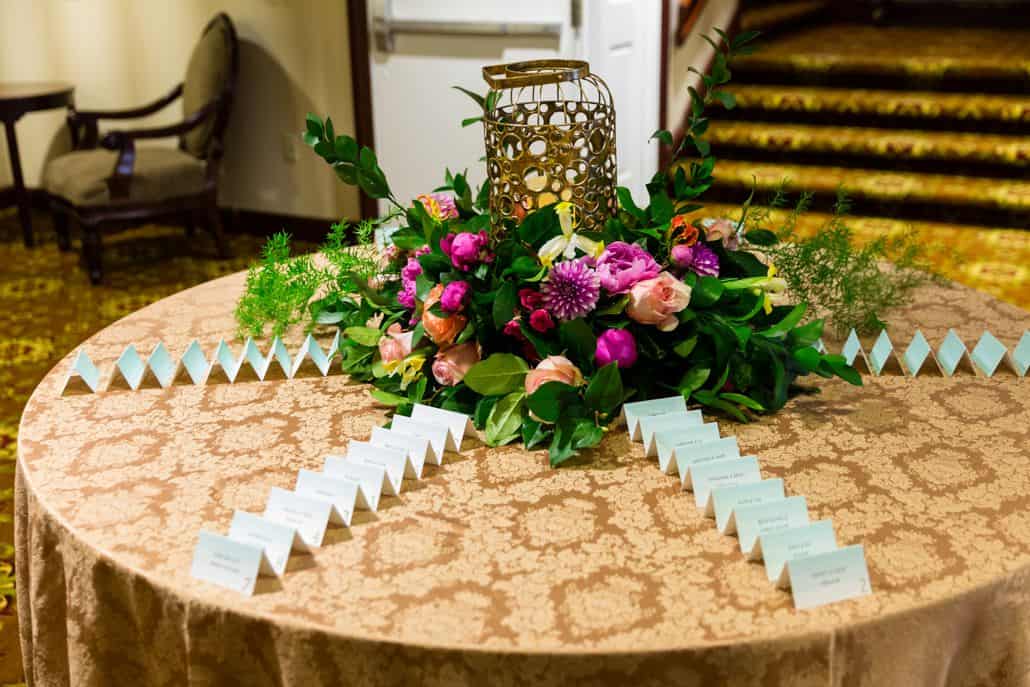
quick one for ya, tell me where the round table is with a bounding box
[15,272,1030,687]
[0,82,74,247]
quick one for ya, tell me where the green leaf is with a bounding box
[584,363,623,414]
[678,366,710,395]
[759,303,807,339]
[673,335,698,358]
[334,135,358,162]
[788,319,824,349]
[617,187,648,223]
[484,392,526,446]
[792,346,822,373]
[415,273,435,302]
[527,381,580,424]
[522,417,550,449]
[461,116,483,127]
[549,419,577,466]
[649,191,674,224]
[473,395,500,428]
[305,113,323,138]
[517,205,559,247]
[720,392,765,411]
[344,326,382,347]
[712,91,736,110]
[463,354,530,396]
[826,356,863,386]
[650,129,674,146]
[370,389,406,406]
[595,296,629,316]
[492,281,518,329]
[744,228,778,246]
[705,398,749,422]
[571,419,603,449]
[559,318,596,367]
[690,276,725,308]
[452,85,486,109]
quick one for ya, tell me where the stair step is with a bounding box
[740,0,829,34]
[707,120,1029,169]
[733,23,1030,92]
[704,160,1030,227]
[723,85,1030,131]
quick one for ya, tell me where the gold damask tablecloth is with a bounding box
[15,272,1030,687]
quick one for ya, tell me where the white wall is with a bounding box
[0,0,360,220]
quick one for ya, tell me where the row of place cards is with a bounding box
[622,396,873,610]
[190,404,473,595]
[838,328,1029,378]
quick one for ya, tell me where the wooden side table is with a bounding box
[0,82,74,247]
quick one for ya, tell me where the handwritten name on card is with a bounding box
[295,469,360,526]
[654,423,721,472]
[347,441,407,494]
[411,404,474,449]
[370,426,432,477]
[621,396,688,441]
[782,544,872,610]
[675,437,741,490]
[263,487,331,548]
[191,530,270,596]
[323,455,387,509]
[760,520,837,583]
[228,511,305,576]
[735,495,810,555]
[691,456,761,509]
[390,415,450,463]
[639,411,704,457]
[712,478,785,532]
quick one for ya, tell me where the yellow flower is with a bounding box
[382,354,426,390]
[538,202,604,267]
[753,263,788,314]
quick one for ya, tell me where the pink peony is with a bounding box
[596,329,637,368]
[626,272,692,332]
[528,308,555,333]
[525,355,585,395]
[594,241,661,294]
[440,280,471,313]
[441,231,493,272]
[378,323,414,363]
[432,342,480,386]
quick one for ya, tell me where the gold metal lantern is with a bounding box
[481,59,617,233]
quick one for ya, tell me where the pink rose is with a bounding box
[703,218,739,251]
[378,323,414,363]
[528,308,555,333]
[432,342,480,386]
[525,355,584,395]
[626,272,692,332]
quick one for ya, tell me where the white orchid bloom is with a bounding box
[538,202,604,266]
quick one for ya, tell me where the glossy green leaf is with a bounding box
[527,381,579,424]
[584,363,623,414]
[344,326,381,347]
[463,354,530,396]
[484,392,526,446]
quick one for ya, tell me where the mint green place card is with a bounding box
[971,331,1007,377]
[411,404,474,449]
[692,455,761,509]
[675,437,741,490]
[266,337,293,379]
[191,530,273,596]
[211,339,242,383]
[391,415,450,463]
[147,342,177,388]
[370,426,432,478]
[713,478,785,532]
[1012,331,1030,377]
[759,520,837,583]
[180,340,211,385]
[781,544,872,610]
[621,396,688,441]
[842,329,862,367]
[292,334,331,377]
[640,410,704,458]
[295,469,361,526]
[654,422,720,473]
[936,329,968,377]
[323,455,385,510]
[735,495,809,555]
[62,349,101,395]
[348,440,408,493]
[902,330,932,377]
[263,487,332,548]
[241,338,269,380]
[867,330,893,375]
[112,344,146,390]
[228,510,307,577]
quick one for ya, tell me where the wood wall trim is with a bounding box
[347,0,378,220]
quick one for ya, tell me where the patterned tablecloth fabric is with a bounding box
[15,271,1030,687]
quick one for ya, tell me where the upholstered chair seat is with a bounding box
[43,147,206,206]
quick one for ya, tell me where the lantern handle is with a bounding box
[482,59,591,90]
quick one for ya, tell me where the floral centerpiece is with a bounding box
[236,31,862,466]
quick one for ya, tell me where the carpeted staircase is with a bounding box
[704,6,1030,234]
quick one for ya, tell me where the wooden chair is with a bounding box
[43,13,238,284]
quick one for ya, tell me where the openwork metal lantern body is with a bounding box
[481,60,617,233]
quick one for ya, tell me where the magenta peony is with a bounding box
[595,329,638,368]
[595,241,661,294]
[441,230,493,272]
[440,280,470,313]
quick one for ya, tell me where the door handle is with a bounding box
[372,0,563,52]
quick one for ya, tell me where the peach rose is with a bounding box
[626,272,691,332]
[525,355,585,395]
[422,284,468,346]
[432,342,481,386]
[378,323,414,363]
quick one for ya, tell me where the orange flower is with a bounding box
[422,284,468,346]
[669,215,699,246]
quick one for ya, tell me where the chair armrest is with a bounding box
[101,98,220,200]
[68,84,184,150]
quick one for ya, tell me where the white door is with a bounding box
[366,0,661,214]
